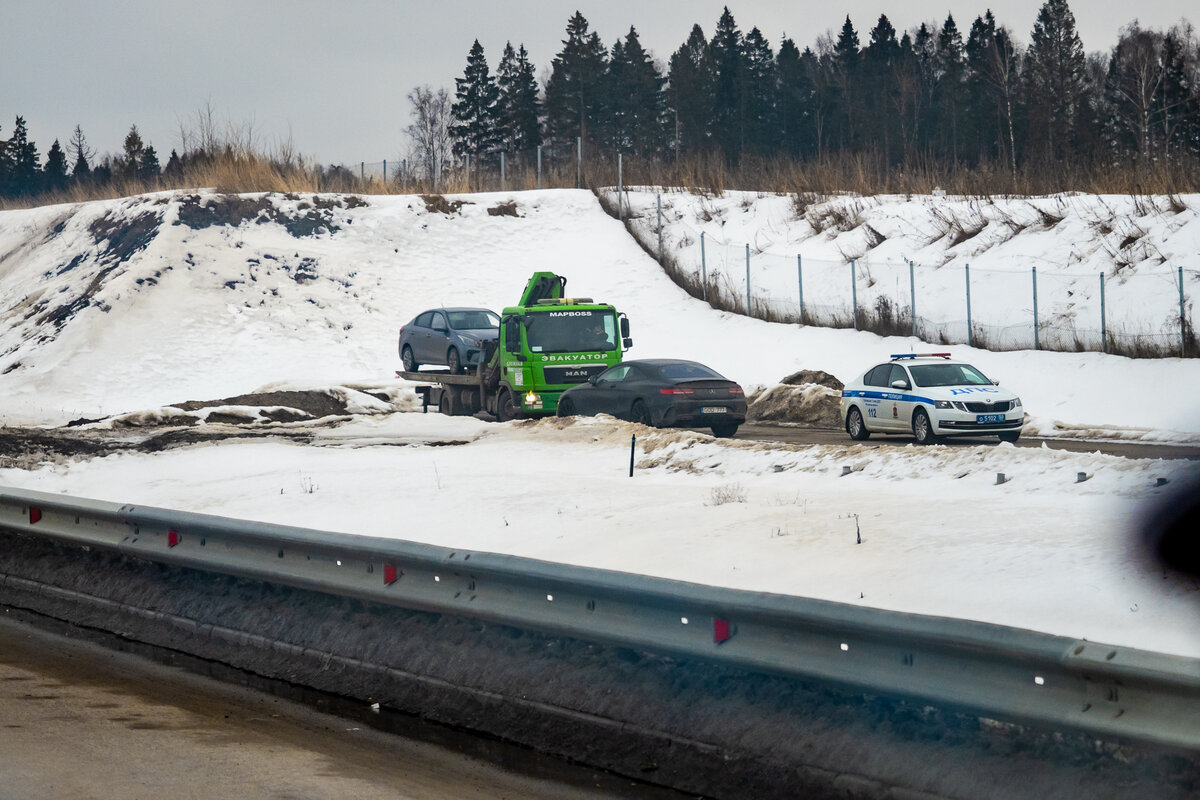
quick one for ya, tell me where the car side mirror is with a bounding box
[992,379,1000,385]
[891,379,910,391]
[588,375,599,385]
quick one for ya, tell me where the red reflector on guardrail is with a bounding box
[384,564,398,585]
[713,618,732,644]
[168,530,180,547]
[29,507,42,524]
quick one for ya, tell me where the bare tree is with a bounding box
[405,85,454,189]
[1110,23,1168,156]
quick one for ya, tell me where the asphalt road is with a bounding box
[733,424,1200,461]
[0,613,684,800]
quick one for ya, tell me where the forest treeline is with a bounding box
[3,0,1199,205]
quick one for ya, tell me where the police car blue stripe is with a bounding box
[841,389,938,405]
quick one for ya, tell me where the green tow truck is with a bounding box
[397,272,632,420]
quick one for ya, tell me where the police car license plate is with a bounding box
[701,406,727,414]
[976,413,1004,423]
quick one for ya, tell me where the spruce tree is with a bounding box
[1161,26,1200,158]
[543,12,608,148]
[68,124,93,181]
[121,125,146,179]
[1025,0,1087,163]
[496,42,541,155]
[450,40,501,163]
[935,14,967,163]
[741,27,776,156]
[709,7,745,160]
[775,38,810,157]
[832,16,861,150]
[44,139,69,193]
[965,13,1000,163]
[667,24,713,157]
[863,15,902,163]
[164,149,184,178]
[605,26,666,156]
[0,123,10,197]
[141,145,161,180]
[6,117,41,196]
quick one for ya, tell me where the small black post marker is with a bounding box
[629,435,636,477]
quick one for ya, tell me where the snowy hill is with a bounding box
[1,189,1199,658]
[1,188,1199,440]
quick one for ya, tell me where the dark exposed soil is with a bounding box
[174,193,356,238]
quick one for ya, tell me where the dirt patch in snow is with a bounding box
[168,390,350,419]
[174,193,348,237]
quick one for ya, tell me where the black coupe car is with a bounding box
[556,359,746,437]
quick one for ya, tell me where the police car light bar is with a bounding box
[889,352,952,360]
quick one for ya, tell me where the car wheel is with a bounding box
[401,345,419,373]
[912,408,938,445]
[447,347,462,375]
[998,431,1020,443]
[711,422,739,438]
[497,388,520,422]
[631,400,652,426]
[557,397,576,417]
[846,407,870,441]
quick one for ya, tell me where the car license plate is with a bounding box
[701,406,727,414]
[976,413,1004,423]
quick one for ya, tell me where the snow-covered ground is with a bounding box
[0,189,1198,658]
[616,189,1200,355]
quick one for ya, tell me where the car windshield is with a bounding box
[908,363,992,387]
[659,363,724,381]
[446,310,499,330]
[525,310,616,353]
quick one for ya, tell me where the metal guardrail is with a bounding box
[1,485,1197,751]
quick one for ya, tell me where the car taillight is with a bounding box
[728,386,744,394]
[659,387,694,395]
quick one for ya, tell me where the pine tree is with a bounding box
[741,27,776,156]
[450,40,501,163]
[863,15,902,163]
[709,7,745,159]
[164,149,184,178]
[141,145,161,180]
[496,42,541,155]
[775,37,811,157]
[604,26,666,156]
[667,24,713,157]
[935,14,967,163]
[543,12,608,148]
[6,117,41,196]
[68,124,93,181]
[1025,0,1087,163]
[832,16,861,150]
[121,125,146,179]
[44,139,69,193]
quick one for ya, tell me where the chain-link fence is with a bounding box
[602,189,1197,359]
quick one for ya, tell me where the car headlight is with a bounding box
[1012,396,1022,408]
[935,400,953,410]
[463,337,480,348]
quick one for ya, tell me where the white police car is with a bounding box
[840,353,1024,444]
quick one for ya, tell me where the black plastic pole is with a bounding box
[629,435,636,477]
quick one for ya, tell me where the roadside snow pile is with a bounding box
[1,188,1198,441]
[616,189,1200,353]
[2,412,1196,658]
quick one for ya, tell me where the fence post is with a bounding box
[617,153,623,219]
[1100,272,1107,353]
[360,161,364,180]
[656,194,663,262]
[1032,266,1039,351]
[797,254,804,324]
[745,243,751,316]
[1181,266,1187,357]
[851,259,858,330]
[909,260,916,337]
[501,152,506,190]
[465,153,470,191]
[700,231,707,302]
[965,263,972,348]
[383,159,387,183]
[576,137,581,189]
[536,145,542,190]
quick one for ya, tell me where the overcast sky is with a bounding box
[2,1,1193,166]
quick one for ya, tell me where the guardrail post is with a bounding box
[1033,266,1039,350]
[966,263,972,348]
[851,259,858,330]
[383,159,387,183]
[797,254,804,324]
[909,260,916,337]
[1100,272,1107,353]
[701,232,707,302]
[657,194,663,262]
[745,244,751,316]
